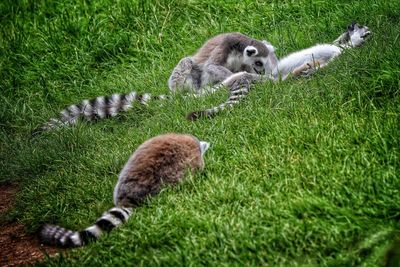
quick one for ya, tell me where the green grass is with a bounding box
[1,0,400,266]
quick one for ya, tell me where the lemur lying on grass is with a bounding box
[33,32,275,134]
[33,23,371,133]
[187,22,371,120]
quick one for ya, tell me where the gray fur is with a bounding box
[168,32,273,93]
[277,23,371,80]
[34,33,274,134]
[188,23,371,120]
[40,133,210,248]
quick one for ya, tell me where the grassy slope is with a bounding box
[1,0,400,266]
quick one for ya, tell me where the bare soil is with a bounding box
[0,183,62,267]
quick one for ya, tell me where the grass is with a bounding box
[1,0,400,266]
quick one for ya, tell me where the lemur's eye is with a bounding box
[255,61,263,67]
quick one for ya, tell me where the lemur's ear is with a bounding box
[199,141,210,156]
[262,40,275,53]
[245,46,258,57]
[348,21,357,32]
[262,40,271,46]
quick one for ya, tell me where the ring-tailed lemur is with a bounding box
[40,133,210,247]
[187,22,371,120]
[275,22,371,81]
[32,33,275,135]
[168,32,277,93]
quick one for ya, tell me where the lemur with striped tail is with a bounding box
[32,92,166,135]
[187,22,371,120]
[32,32,275,135]
[40,133,210,247]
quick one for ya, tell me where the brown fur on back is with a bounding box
[192,32,269,65]
[115,134,204,207]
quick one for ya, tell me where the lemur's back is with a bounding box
[113,133,207,207]
[192,34,226,64]
[192,32,270,65]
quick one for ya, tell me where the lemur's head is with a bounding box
[243,42,269,74]
[348,22,371,47]
[242,41,277,76]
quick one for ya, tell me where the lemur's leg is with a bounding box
[291,60,328,77]
[168,57,202,93]
[201,63,233,88]
[202,69,272,98]
[193,63,239,96]
[222,72,265,88]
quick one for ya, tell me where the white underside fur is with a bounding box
[226,52,243,72]
[277,44,341,79]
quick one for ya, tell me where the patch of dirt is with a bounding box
[0,183,63,267]
[0,183,18,214]
[0,222,62,267]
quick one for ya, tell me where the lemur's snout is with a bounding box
[362,31,371,38]
[253,68,262,74]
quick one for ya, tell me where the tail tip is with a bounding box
[187,111,215,121]
[38,224,80,248]
[38,224,55,245]
[186,111,201,121]
[31,127,44,137]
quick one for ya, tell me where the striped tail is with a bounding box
[39,207,133,248]
[187,72,264,121]
[32,91,168,135]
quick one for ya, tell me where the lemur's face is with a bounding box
[348,23,371,47]
[242,46,269,75]
[198,140,210,157]
[192,135,210,157]
[193,136,210,170]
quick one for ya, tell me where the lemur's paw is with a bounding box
[300,63,317,77]
[349,23,372,47]
[361,30,371,39]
